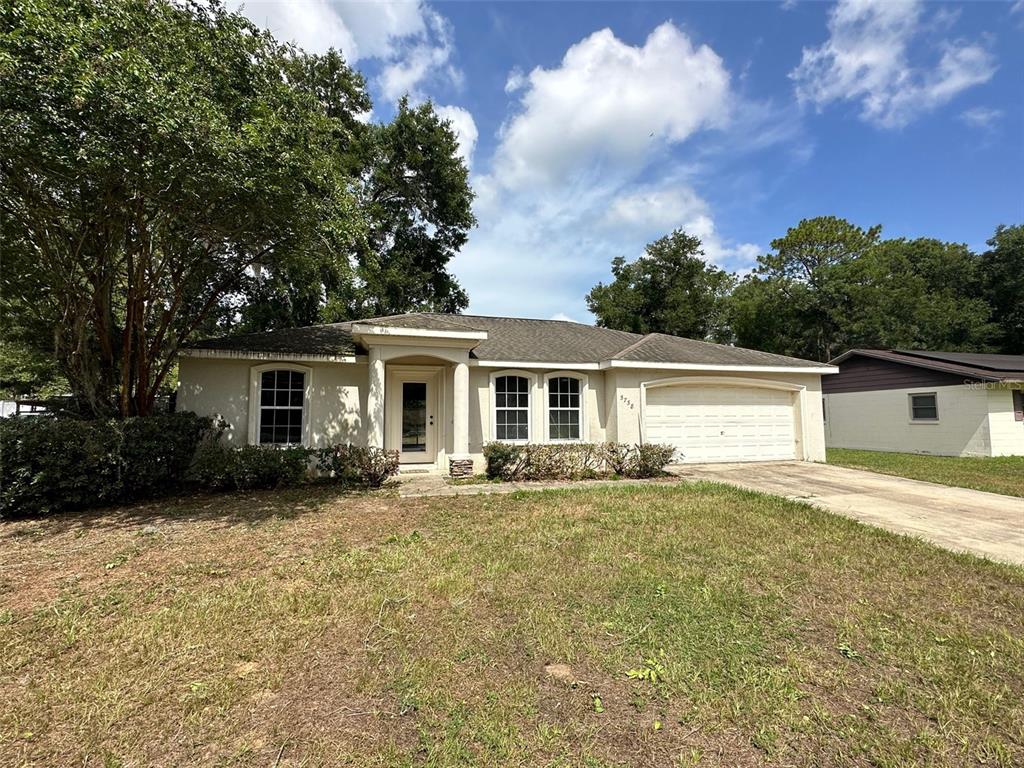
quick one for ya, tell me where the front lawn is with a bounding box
[827,448,1024,497]
[2,485,1022,767]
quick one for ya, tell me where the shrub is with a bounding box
[117,413,214,498]
[629,443,677,478]
[186,441,237,491]
[483,442,526,480]
[481,441,676,482]
[187,443,313,491]
[232,445,312,490]
[601,442,634,476]
[0,412,213,518]
[522,443,605,480]
[315,445,399,489]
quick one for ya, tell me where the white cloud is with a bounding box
[378,8,460,102]
[230,0,422,59]
[435,105,478,168]
[230,1,461,104]
[504,68,526,94]
[493,23,731,188]
[959,106,1003,129]
[605,184,760,269]
[450,23,787,320]
[606,186,709,231]
[791,0,996,128]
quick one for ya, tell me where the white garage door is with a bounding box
[644,385,797,463]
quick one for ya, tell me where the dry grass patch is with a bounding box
[2,483,1022,767]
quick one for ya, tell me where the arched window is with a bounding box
[256,368,306,445]
[494,374,531,442]
[547,376,582,440]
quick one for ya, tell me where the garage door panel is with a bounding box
[645,385,796,463]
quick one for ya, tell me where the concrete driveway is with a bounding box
[669,461,1024,566]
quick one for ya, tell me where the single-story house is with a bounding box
[177,313,836,475]
[823,349,1024,457]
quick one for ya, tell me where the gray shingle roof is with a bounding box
[189,324,359,356]
[613,333,832,368]
[187,313,830,369]
[354,314,487,333]
[415,314,643,363]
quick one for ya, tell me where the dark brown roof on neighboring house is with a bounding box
[187,313,832,369]
[829,349,1024,382]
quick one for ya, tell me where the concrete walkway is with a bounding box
[670,461,1024,566]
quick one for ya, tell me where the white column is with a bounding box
[367,347,385,448]
[452,361,469,457]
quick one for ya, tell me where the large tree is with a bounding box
[233,95,476,329]
[0,0,474,415]
[732,217,882,361]
[834,238,995,352]
[731,219,996,360]
[586,230,735,341]
[979,224,1024,354]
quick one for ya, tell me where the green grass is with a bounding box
[2,484,1022,766]
[827,448,1024,497]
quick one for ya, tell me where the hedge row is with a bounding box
[1,412,213,517]
[482,442,676,481]
[187,442,399,492]
[0,414,400,518]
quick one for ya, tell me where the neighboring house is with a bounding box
[824,349,1024,457]
[177,313,836,475]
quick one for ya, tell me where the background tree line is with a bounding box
[587,217,1022,362]
[1,0,473,416]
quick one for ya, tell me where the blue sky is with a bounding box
[233,0,1023,321]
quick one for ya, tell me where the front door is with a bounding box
[400,380,434,463]
[386,367,441,466]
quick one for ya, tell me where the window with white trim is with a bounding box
[909,392,938,422]
[258,369,306,444]
[494,375,530,441]
[548,376,581,440]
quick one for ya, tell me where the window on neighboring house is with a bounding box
[495,375,530,441]
[258,369,305,444]
[909,392,938,422]
[1014,390,1024,422]
[548,376,581,440]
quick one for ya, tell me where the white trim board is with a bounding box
[603,360,837,374]
[471,359,601,370]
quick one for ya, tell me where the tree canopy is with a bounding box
[980,225,1024,355]
[586,230,735,342]
[0,0,474,414]
[592,217,1017,362]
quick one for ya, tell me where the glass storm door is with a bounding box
[401,381,430,458]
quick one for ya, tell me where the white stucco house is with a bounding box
[177,313,837,475]
[824,349,1024,457]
